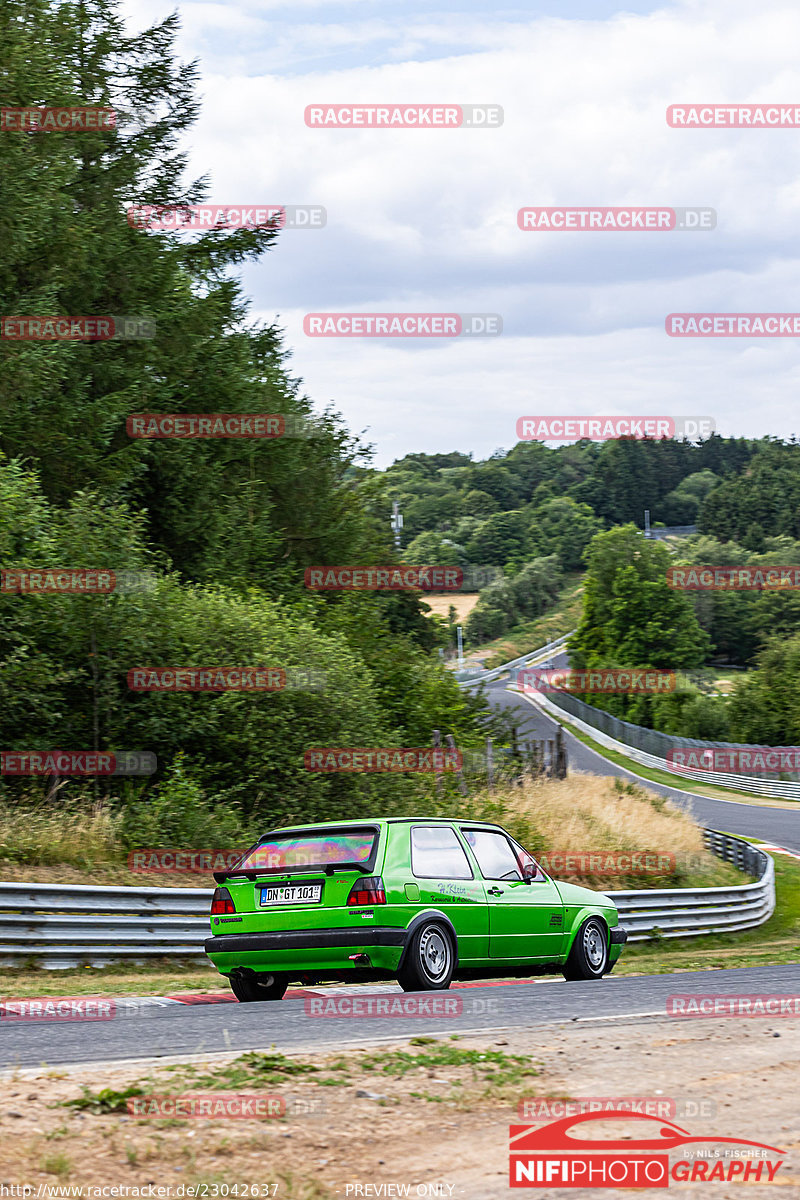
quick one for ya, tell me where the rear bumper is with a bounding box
[205,927,407,955]
[204,926,407,975]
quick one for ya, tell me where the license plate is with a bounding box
[260,883,322,906]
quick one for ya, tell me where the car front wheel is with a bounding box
[562,917,609,980]
[229,971,289,1002]
[397,920,455,991]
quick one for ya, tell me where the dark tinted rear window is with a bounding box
[238,828,377,873]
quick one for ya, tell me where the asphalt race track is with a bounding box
[484,671,800,852]
[2,965,800,1069]
[1,671,796,1073]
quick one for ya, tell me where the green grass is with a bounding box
[361,1044,538,1088]
[0,959,223,998]
[63,1083,147,1114]
[615,847,800,974]
[184,1052,320,1090]
[62,1052,327,1118]
[60,1046,540,1126]
[40,1153,71,1179]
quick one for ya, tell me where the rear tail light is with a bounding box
[346,875,386,906]
[211,886,235,915]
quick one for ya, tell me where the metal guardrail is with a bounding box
[608,832,774,942]
[466,625,800,798]
[0,831,774,965]
[0,883,211,967]
[455,632,574,687]
[645,525,698,540]
[528,689,800,800]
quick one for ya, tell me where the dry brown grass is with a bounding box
[509,773,704,857]
[0,773,740,892]
[0,799,121,867]
[474,772,739,888]
[422,593,481,621]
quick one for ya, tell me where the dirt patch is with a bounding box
[422,593,480,622]
[0,1017,797,1197]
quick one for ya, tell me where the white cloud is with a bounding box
[122,0,800,462]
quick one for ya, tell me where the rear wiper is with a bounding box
[322,861,372,876]
[213,861,371,885]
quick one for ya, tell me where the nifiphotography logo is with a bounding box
[509,1111,785,1187]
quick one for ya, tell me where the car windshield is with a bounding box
[237,828,377,873]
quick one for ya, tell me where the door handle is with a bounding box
[487,886,504,896]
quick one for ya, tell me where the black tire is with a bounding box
[229,972,289,1002]
[397,920,455,991]
[562,917,609,981]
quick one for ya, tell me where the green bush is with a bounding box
[118,757,253,850]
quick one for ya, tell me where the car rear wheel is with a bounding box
[562,917,609,980]
[397,921,455,991]
[229,971,289,1002]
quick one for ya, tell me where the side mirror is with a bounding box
[522,862,538,883]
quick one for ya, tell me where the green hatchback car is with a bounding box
[204,818,627,1001]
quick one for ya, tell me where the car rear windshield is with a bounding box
[236,828,378,874]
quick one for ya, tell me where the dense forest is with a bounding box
[0,0,497,830]
[377,440,800,746]
[3,1,800,837]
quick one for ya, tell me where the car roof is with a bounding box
[260,817,507,835]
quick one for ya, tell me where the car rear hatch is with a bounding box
[211,824,385,933]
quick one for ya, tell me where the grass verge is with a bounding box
[0,959,224,998]
[526,696,800,807]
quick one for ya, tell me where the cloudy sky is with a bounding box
[122,0,800,466]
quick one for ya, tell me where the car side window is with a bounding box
[461,830,523,881]
[509,837,547,881]
[411,826,473,880]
